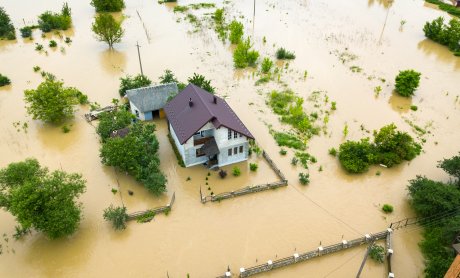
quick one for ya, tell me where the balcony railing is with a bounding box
[194,136,213,146]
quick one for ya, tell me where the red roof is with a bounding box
[164,84,254,144]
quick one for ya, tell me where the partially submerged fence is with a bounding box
[84,105,117,122]
[201,151,288,204]
[217,229,393,278]
[127,192,175,221]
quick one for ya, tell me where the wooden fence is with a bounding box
[217,229,393,278]
[201,151,288,204]
[127,192,175,221]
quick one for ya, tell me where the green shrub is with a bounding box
[425,0,460,18]
[233,37,259,68]
[91,0,125,12]
[119,74,152,96]
[410,105,418,111]
[261,57,273,73]
[49,40,57,47]
[299,172,310,185]
[273,132,305,150]
[61,125,71,133]
[38,3,72,32]
[96,109,133,141]
[276,47,296,59]
[159,69,179,84]
[291,157,298,166]
[219,169,227,178]
[295,152,314,169]
[20,26,33,38]
[279,149,287,155]
[369,245,385,263]
[382,204,393,213]
[424,16,460,55]
[249,163,258,171]
[255,76,270,86]
[0,7,16,40]
[338,139,374,173]
[0,73,11,87]
[188,73,215,93]
[173,6,188,13]
[214,8,224,23]
[395,70,421,97]
[33,66,41,72]
[328,148,337,156]
[331,101,337,110]
[232,167,241,176]
[103,205,128,230]
[228,20,244,44]
[35,43,44,51]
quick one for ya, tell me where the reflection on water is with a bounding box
[417,39,460,70]
[388,91,413,114]
[368,0,394,8]
[99,49,126,75]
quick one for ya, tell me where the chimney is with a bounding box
[213,95,217,104]
[189,98,193,107]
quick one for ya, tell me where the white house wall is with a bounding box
[215,126,249,167]
[129,102,146,121]
[169,122,185,159]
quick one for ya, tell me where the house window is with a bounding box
[135,110,140,118]
[239,146,244,153]
[228,148,232,156]
[228,129,232,140]
[240,133,243,138]
[196,148,205,157]
[234,131,238,138]
[234,147,238,155]
[200,130,205,137]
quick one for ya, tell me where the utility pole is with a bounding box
[252,0,256,35]
[136,41,144,76]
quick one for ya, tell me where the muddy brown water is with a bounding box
[1,0,459,277]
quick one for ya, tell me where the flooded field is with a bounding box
[1,0,459,277]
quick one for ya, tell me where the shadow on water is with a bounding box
[99,49,126,75]
[388,91,412,114]
[417,38,460,70]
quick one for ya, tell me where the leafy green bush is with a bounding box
[173,5,188,13]
[273,132,305,150]
[228,20,244,44]
[38,3,72,32]
[423,16,460,54]
[159,69,178,84]
[49,40,57,47]
[299,172,310,185]
[249,163,258,171]
[232,167,241,176]
[395,70,421,97]
[0,73,11,87]
[369,245,385,263]
[214,8,224,24]
[24,78,85,124]
[20,26,33,38]
[119,74,151,96]
[382,204,394,213]
[96,109,133,141]
[328,148,337,156]
[0,7,16,40]
[103,205,128,230]
[276,47,296,59]
[261,57,273,73]
[188,73,215,93]
[233,37,259,68]
[91,0,125,12]
[338,139,374,173]
[410,105,418,111]
[279,149,287,155]
[92,13,124,48]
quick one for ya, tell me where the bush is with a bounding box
[38,3,72,32]
[0,73,11,87]
[233,37,259,68]
[261,57,273,74]
[49,40,57,47]
[91,0,125,12]
[188,73,215,93]
[24,78,85,124]
[232,167,241,176]
[438,153,460,186]
[410,105,418,111]
[159,69,178,84]
[328,148,337,156]
[219,169,227,179]
[20,26,33,38]
[279,149,287,155]
[249,163,258,172]
[0,7,16,40]
[92,13,124,48]
[276,47,296,59]
[338,139,374,173]
[228,20,244,44]
[395,70,421,97]
[424,16,460,54]
[96,109,133,141]
[299,172,310,185]
[273,132,305,150]
[369,245,385,263]
[119,74,151,96]
[103,205,128,230]
[382,204,394,213]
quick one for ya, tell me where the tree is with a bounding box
[0,158,86,239]
[92,13,124,48]
[0,73,11,86]
[228,20,243,44]
[119,74,151,96]
[96,109,133,141]
[24,78,84,124]
[91,0,125,12]
[103,205,128,230]
[187,73,215,93]
[0,7,15,40]
[338,139,374,173]
[438,153,460,186]
[394,70,421,97]
[38,3,72,32]
[233,37,259,68]
[159,69,179,84]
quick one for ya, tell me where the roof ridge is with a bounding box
[191,84,215,118]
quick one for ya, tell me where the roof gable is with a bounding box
[126,83,178,113]
[164,84,254,144]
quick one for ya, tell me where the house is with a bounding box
[164,84,254,168]
[126,83,178,120]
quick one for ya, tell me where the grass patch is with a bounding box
[273,132,305,150]
[168,133,185,167]
[276,47,296,59]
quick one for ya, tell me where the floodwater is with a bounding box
[0,0,459,277]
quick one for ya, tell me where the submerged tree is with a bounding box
[118,74,151,96]
[0,7,15,40]
[91,0,125,12]
[24,78,86,124]
[0,159,86,239]
[103,205,128,230]
[92,13,124,48]
[394,70,421,97]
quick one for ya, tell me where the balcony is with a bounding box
[194,136,214,146]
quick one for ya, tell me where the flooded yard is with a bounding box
[0,0,459,277]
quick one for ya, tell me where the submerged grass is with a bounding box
[273,132,305,150]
